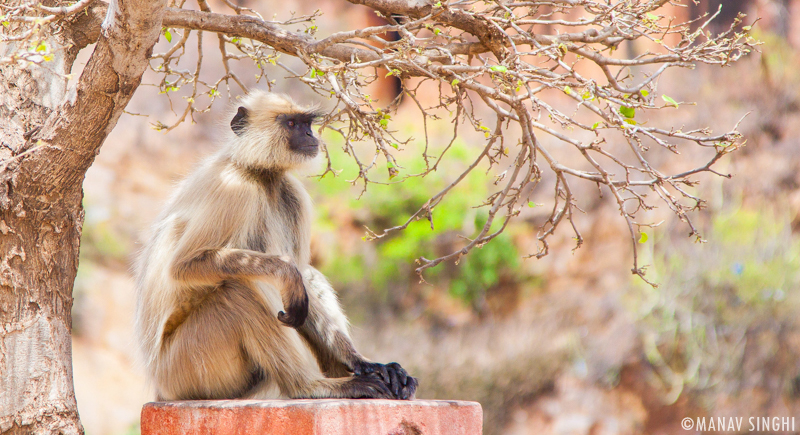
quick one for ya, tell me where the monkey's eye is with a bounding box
[287,120,296,128]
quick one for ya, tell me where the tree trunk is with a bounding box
[0,148,85,435]
[0,0,166,432]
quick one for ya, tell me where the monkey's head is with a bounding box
[228,91,323,170]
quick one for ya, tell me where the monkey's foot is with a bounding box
[353,361,418,400]
[343,374,395,399]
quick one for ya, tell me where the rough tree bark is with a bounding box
[0,0,166,432]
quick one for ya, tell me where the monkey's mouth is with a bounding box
[296,144,319,157]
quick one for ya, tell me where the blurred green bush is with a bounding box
[314,130,526,316]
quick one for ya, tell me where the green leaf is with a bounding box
[390,143,399,149]
[450,79,460,87]
[35,41,47,53]
[160,85,180,94]
[662,94,679,108]
[619,106,635,118]
[163,28,172,43]
[624,118,637,125]
[379,118,388,128]
[489,65,508,73]
[434,1,442,7]
[592,122,600,130]
[387,160,396,169]
[1,20,9,28]
[231,37,241,44]
[645,13,658,21]
[640,89,649,97]
[563,86,572,95]
[433,28,441,35]
[638,232,649,244]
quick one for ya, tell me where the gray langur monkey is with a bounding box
[134,91,417,401]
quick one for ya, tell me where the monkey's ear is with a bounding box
[231,106,249,136]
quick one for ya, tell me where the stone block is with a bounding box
[141,399,482,435]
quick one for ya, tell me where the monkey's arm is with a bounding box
[172,248,308,327]
[298,267,417,399]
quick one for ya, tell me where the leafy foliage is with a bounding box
[316,134,523,310]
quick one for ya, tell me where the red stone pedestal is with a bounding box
[141,399,482,435]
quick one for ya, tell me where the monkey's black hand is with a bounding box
[353,360,418,400]
[277,282,309,328]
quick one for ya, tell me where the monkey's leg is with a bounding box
[157,280,392,400]
[224,281,394,400]
[172,248,308,327]
[155,283,268,400]
[297,267,418,400]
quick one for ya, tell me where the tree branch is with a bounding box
[162,8,381,63]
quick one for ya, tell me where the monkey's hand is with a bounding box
[353,360,418,400]
[277,276,309,328]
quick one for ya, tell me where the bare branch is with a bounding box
[12,0,753,285]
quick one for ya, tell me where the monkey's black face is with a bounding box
[278,114,319,157]
[230,105,321,160]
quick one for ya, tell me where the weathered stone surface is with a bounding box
[141,399,482,435]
